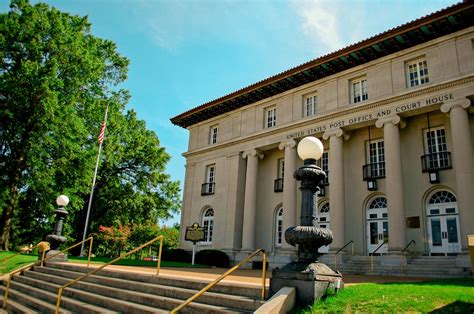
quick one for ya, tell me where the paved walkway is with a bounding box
[81,263,429,287]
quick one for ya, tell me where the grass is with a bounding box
[0,252,37,274]
[294,278,474,313]
[0,251,206,275]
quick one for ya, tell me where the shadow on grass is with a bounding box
[382,278,474,287]
[429,301,474,313]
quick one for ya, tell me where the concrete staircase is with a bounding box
[1,262,266,313]
[320,255,472,278]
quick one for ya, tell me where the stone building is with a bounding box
[171,2,474,268]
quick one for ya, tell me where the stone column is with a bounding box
[441,98,473,249]
[323,128,349,251]
[241,149,264,251]
[279,139,297,250]
[376,115,407,252]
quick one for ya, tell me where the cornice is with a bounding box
[182,75,474,158]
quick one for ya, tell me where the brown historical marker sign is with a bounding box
[185,222,205,244]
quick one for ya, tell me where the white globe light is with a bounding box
[56,195,69,207]
[297,136,324,160]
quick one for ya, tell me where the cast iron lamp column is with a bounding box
[285,136,333,262]
[270,136,342,306]
[46,195,69,250]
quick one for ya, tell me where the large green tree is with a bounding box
[0,0,180,250]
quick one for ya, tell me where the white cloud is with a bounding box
[292,0,346,54]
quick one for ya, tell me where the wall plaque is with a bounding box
[406,216,421,228]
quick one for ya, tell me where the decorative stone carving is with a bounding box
[278,139,296,150]
[375,114,406,129]
[242,149,264,160]
[440,98,471,113]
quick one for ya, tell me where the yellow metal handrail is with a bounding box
[370,240,387,272]
[55,235,163,314]
[334,240,354,270]
[3,237,94,309]
[170,248,267,313]
[400,240,416,272]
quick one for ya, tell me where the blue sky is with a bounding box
[1,0,458,225]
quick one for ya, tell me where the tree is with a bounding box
[70,107,181,248]
[0,0,180,250]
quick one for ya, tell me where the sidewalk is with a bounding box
[94,264,428,287]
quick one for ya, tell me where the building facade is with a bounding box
[171,2,474,267]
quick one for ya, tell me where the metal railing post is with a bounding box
[170,248,267,313]
[54,235,163,313]
[87,237,93,267]
[2,237,94,311]
[261,252,267,301]
[156,237,163,276]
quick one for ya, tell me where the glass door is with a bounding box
[427,204,461,255]
[366,197,388,255]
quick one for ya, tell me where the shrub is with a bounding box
[195,249,229,268]
[161,248,190,263]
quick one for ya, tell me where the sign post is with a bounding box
[185,223,205,265]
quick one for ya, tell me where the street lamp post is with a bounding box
[270,136,343,305]
[45,195,70,261]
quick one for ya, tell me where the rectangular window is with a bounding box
[304,93,318,117]
[206,164,216,183]
[316,151,329,185]
[351,77,368,104]
[209,125,218,144]
[265,107,277,128]
[278,158,285,178]
[367,139,385,177]
[406,58,429,87]
[202,164,216,195]
[424,126,449,168]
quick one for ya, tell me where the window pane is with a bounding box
[431,219,442,246]
[446,218,458,243]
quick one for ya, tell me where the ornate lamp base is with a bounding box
[270,261,343,305]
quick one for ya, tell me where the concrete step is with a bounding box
[0,287,40,314]
[45,262,262,299]
[0,284,72,314]
[5,277,122,314]
[25,267,259,312]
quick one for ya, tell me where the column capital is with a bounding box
[440,98,471,113]
[375,114,406,129]
[278,139,296,150]
[322,128,350,141]
[242,149,264,160]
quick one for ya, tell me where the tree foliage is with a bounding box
[0,0,180,250]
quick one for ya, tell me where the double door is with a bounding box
[366,206,388,255]
[427,204,460,255]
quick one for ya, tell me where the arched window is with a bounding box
[320,202,330,213]
[369,197,387,209]
[275,207,283,247]
[202,208,214,244]
[428,190,457,204]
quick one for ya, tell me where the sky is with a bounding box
[1,0,459,225]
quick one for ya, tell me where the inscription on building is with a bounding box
[287,93,453,139]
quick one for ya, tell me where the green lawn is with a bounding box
[0,251,205,275]
[295,278,474,313]
[0,252,37,274]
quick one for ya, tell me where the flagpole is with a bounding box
[79,105,109,257]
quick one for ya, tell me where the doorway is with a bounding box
[366,196,388,255]
[426,190,460,255]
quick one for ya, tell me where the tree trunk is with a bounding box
[0,183,19,251]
